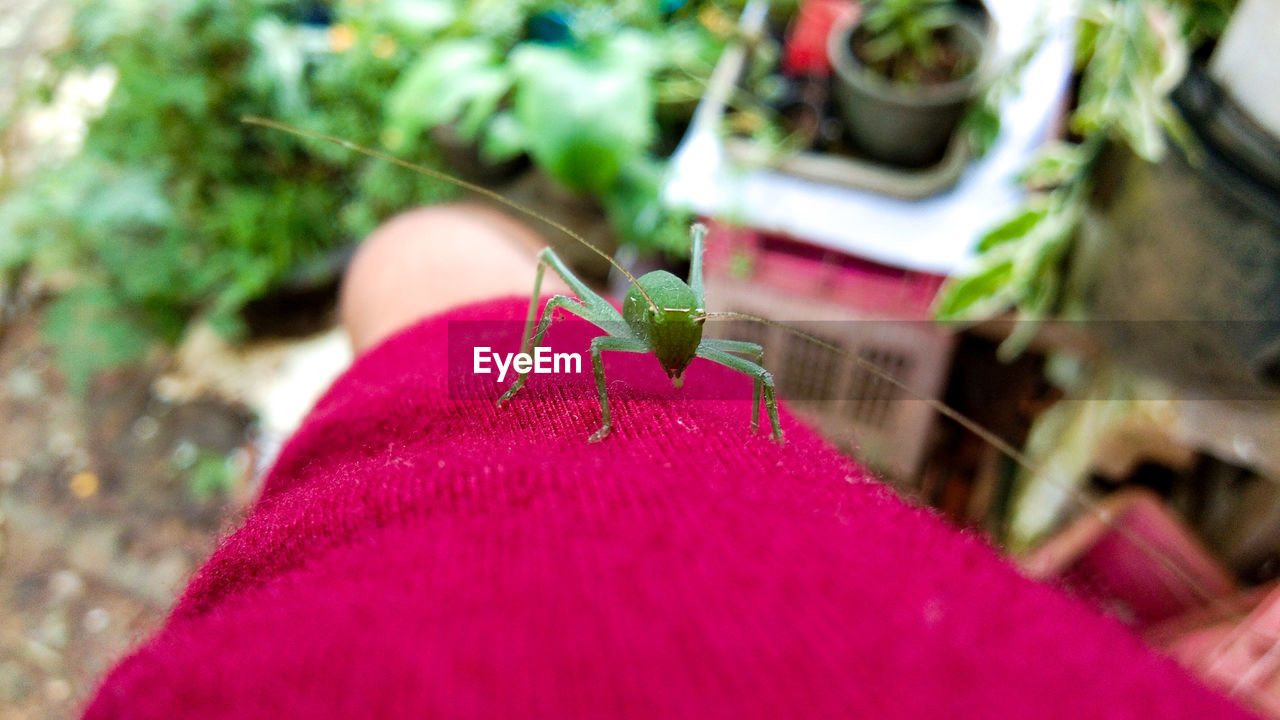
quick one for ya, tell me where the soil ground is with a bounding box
[0,308,252,720]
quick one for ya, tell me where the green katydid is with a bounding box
[495,223,782,443]
[241,115,1236,615]
[243,116,782,443]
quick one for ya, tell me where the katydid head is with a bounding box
[623,271,705,386]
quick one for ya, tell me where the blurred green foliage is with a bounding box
[382,1,743,256]
[187,451,237,498]
[1,0,745,391]
[935,0,1237,355]
[932,0,1240,550]
[855,0,973,85]
[1,0,456,390]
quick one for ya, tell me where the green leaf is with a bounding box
[510,31,657,194]
[188,451,234,498]
[933,254,1016,321]
[249,16,309,115]
[1017,142,1089,188]
[377,0,456,34]
[918,7,954,31]
[600,156,689,256]
[385,39,512,144]
[962,98,1001,158]
[455,72,511,142]
[481,111,527,163]
[42,285,153,394]
[976,206,1049,252]
[995,268,1058,361]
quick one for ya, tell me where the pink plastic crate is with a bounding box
[1147,582,1280,719]
[703,222,947,321]
[1199,586,1280,718]
[699,220,955,481]
[1022,489,1237,630]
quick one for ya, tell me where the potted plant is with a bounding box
[826,0,991,168]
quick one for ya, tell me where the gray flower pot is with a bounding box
[826,9,988,168]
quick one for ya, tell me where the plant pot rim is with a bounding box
[827,9,988,109]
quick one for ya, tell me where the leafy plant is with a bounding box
[932,0,1238,546]
[854,0,978,85]
[934,0,1234,354]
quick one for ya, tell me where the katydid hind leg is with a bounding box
[501,248,633,406]
[498,294,632,406]
[535,247,626,334]
[587,335,651,443]
[695,343,783,443]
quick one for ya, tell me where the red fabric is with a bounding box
[83,298,1254,719]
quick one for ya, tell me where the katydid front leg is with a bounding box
[496,247,641,443]
[587,336,650,442]
[496,294,608,405]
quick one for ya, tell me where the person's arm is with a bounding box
[83,206,1255,719]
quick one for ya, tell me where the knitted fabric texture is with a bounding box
[83,297,1253,718]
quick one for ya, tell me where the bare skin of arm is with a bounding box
[340,204,568,355]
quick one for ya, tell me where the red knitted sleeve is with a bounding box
[82,297,1255,719]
